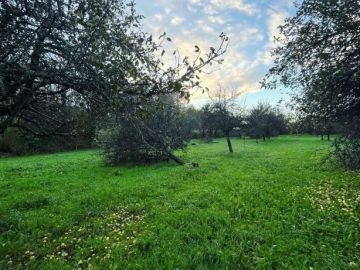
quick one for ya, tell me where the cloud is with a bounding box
[162,32,266,99]
[171,16,185,26]
[196,20,215,33]
[187,0,258,16]
[268,12,287,44]
[137,0,294,105]
[209,0,258,15]
[203,5,218,15]
[262,11,288,65]
[153,14,164,22]
[208,15,226,25]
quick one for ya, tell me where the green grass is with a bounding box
[0,135,359,269]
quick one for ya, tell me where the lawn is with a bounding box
[0,135,359,269]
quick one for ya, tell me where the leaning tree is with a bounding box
[263,0,360,168]
[0,0,227,137]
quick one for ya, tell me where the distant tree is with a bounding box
[183,106,202,138]
[288,113,313,135]
[201,87,242,152]
[209,102,239,152]
[311,117,333,141]
[247,104,267,143]
[0,0,227,137]
[247,103,288,142]
[264,0,360,168]
[200,104,215,140]
[0,93,97,154]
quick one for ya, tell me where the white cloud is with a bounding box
[209,0,259,15]
[187,0,258,16]
[153,14,164,22]
[261,11,288,65]
[208,15,226,25]
[203,5,217,15]
[171,16,185,26]
[196,20,215,33]
[267,12,287,45]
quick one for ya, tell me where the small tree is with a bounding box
[247,103,288,142]
[209,102,239,152]
[200,104,215,140]
[201,87,242,152]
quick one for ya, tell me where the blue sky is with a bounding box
[136,0,296,108]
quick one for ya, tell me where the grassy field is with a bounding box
[0,135,359,269]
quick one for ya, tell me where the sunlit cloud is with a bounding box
[262,11,288,65]
[137,0,295,105]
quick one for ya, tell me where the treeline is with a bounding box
[183,102,288,142]
[0,104,96,155]
[0,91,351,165]
[0,96,326,156]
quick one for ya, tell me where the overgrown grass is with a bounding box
[0,135,359,269]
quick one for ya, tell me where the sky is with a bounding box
[136,0,296,109]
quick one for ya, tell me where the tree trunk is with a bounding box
[327,133,330,141]
[263,136,266,141]
[321,134,324,140]
[168,152,185,165]
[226,136,233,153]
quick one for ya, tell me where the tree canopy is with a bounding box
[264,0,360,123]
[0,0,227,136]
[264,0,360,168]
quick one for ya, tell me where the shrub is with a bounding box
[97,126,169,164]
[97,96,189,165]
[329,136,360,170]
